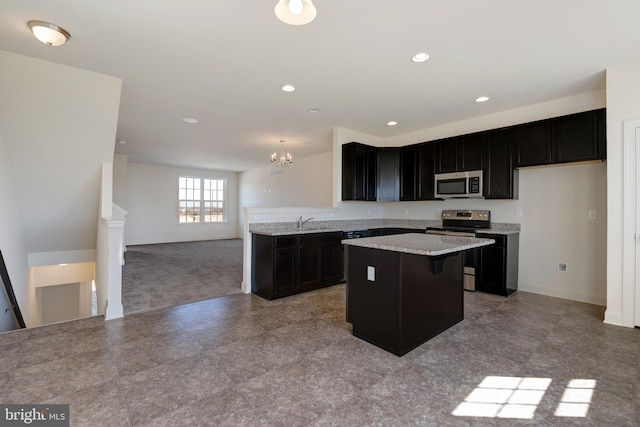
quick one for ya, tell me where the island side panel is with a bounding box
[346,246,403,354]
[400,251,463,354]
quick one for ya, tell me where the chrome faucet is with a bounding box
[297,216,314,229]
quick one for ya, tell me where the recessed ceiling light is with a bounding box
[475,96,490,103]
[387,121,398,126]
[281,84,296,92]
[118,140,126,145]
[411,52,430,63]
[182,117,198,123]
[309,108,321,113]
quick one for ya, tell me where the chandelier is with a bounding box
[271,140,293,167]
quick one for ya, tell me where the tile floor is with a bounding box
[0,285,638,426]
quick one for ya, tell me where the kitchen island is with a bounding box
[343,233,494,356]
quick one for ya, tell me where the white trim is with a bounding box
[607,118,640,327]
[105,302,124,320]
[27,250,96,267]
[635,124,640,326]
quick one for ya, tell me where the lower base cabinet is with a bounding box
[252,232,344,300]
[476,233,519,296]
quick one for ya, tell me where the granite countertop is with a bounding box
[475,228,520,236]
[341,233,495,256]
[249,219,520,236]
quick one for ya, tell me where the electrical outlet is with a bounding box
[558,262,568,272]
[588,210,596,220]
[405,209,409,216]
[516,208,523,218]
[367,266,376,281]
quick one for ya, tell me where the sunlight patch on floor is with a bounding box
[452,376,595,420]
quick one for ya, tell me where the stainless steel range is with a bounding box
[426,209,491,291]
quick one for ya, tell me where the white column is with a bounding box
[96,217,126,320]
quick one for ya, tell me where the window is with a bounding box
[179,177,226,223]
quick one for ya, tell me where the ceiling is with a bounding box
[1,1,639,172]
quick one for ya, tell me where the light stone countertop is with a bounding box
[342,233,495,256]
[249,219,520,236]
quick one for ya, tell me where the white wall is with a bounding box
[0,50,122,259]
[605,62,640,326]
[124,162,240,245]
[113,154,129,208]
[0,122,33,327]
[240,151,334,208]
[38,283,81,325]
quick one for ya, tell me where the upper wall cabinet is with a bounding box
[459,133,485,171]
[435,136,459,173]
[342,108,605,203]
[484,128,518,200]
[555,109,606,163]
[514,108,606,168]
[377,148,400,202]
[416,142,437,200]
[513,120,554,167]
[342,142,377,201]
[399,143,436,201]
[399,145,417,201]
[435,133,484,173]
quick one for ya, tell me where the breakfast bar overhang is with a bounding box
[343,233,495,356]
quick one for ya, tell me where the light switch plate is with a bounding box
[367,266,375,281]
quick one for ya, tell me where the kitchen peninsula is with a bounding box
[343,233,494,356]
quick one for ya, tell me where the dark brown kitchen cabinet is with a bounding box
[514,109,606,167]
[459,133,484,171]
[322,233,344,283]
[342,142,377,201]
[298,234,323,288]
[435,133,483,173]
[252,231,344,300]
[555,109,605,163]
[400,143,437,201]
[377,148,399,202]
[435,137,460,173]
[272,236,297,295]
[514,119,554,167]
[416,142,436,200]
[484,128,518,199]
[476,233,519,296]
[399,145,417,201]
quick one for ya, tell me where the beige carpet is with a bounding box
[122,239,243,315]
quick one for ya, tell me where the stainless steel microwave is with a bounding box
[434,170,484,199]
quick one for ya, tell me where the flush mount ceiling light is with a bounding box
[271,139,293,167]
[275,0,317,25]
[411,52,430,63]
[475,96,490,103]
[27,20,70,46]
